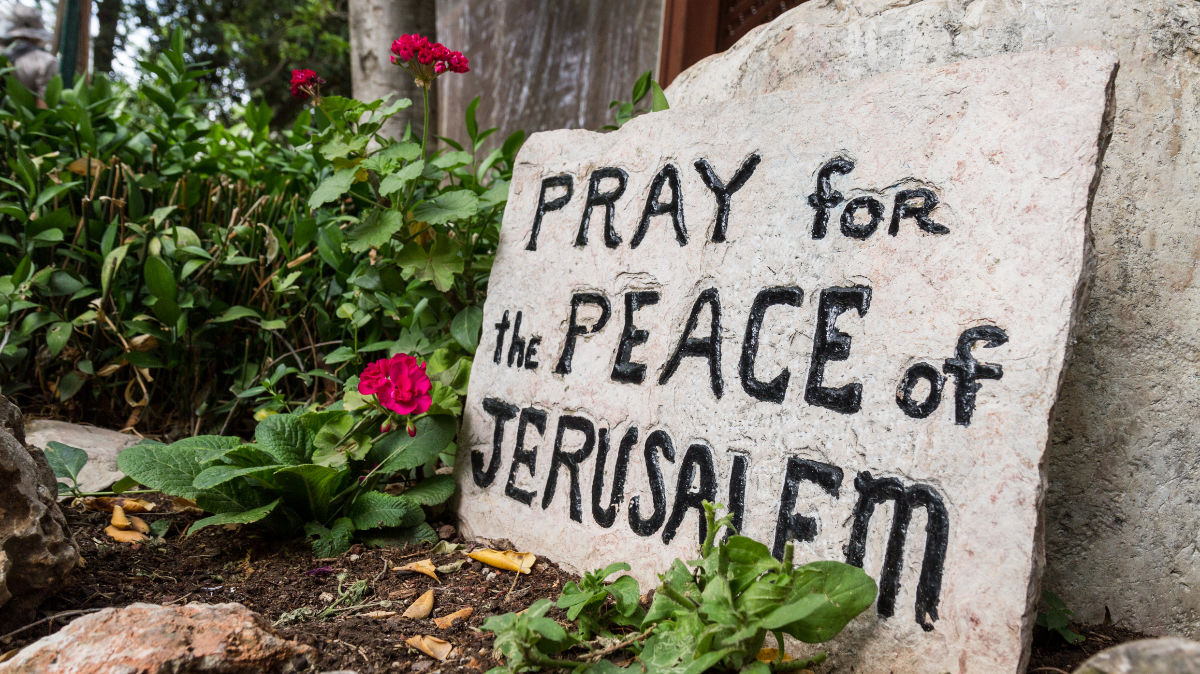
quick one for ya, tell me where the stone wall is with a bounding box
[435,0,664,151]
[665,0,1200,638]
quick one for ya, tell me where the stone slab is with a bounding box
[455,48,1113,673]
[663,0,1200,640]
[25,420,140,495]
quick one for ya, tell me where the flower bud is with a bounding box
[381,421,393,433]
[407,421,417,437]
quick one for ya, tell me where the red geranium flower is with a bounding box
[389,34,469,87]
[358,354,432,416]
[290,69,326,99]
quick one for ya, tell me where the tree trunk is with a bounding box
[93,0,120,75]
[348,0,436,140]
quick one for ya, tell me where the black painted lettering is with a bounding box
[896,362,944,419]
[694,154,761,243]
[840,196,884,239]
[725,452,749,542]
[524,337,541,370]
[805,286,872,414]
[662,443,717,545]
[943,326,1007,426]
[611,291,660,384]
[577,167,628,248]
[628,429,676,536]
[492,310,511,365]
[630,164,687,249]
[504,407,546,506]
[889,188,948,236]
[807,158,854,239]
[506,311,526,368]
[844,472,948,631]
[542,415,596,522]
[592,427,636,528]
[526,174,574,251]
[555,293,612,375]
[476,398,518,488]
[772,458,844,560]
[658,288,723,398]
[740,286,804,404]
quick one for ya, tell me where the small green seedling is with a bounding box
[44,441,88,497]
[1036,591,1085,645]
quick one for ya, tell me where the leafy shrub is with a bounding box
[483,503,878,673]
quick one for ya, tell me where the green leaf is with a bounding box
[274,464,349,521]
[761,592,825,630]
[378,159,424,196]
[369,415,456,475]
[631,70,652,103]
[187,499,280,536]
[651,81,670,112]
[193,464,279,489]
[44,441,88,488]
[346,209,403,253]
[411,190,478,225]
[308,167,358,209]
[430,150,474,170]
[111,475,139,494]
[399,474,455,506]
[143,256,177,302]
[213,305,262,323]
[57,371,85,401]
[116,442,204,499]
[610,575,642,616]
[451,306,483,353]
[782,560,878,643]
[149,518,171,538]
[306,517,355,557]
[46,321,72,357]
[348,491,423,529]
[358,522,437,548]
[101,244,130,296]
[395,234,463,292]
[195,475,268,515]
[171,435,243,462]
[254,412,315,465]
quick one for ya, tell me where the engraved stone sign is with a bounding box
[455,48,1115,673]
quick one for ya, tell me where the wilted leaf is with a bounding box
[756,648,795,663]
[397,558,439,581]
[406,635,452,661]
[468,549,535,575]
[432,607,473,629]
[404,589,435,619]
[436,560,466,575]
[129,516,150,534]
[170,497,203,515]
[105,524,146,543]
[429,540,465,555]
[84,496,157,513]
[66,157,106,176]
[111,506,131,530]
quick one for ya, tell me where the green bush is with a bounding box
[0,30,517,439]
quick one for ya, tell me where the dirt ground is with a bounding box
[1,494,1145,673]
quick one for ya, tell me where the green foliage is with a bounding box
[0,31,515,442]
[484,503,877,673]
[603,70,671,131]
[44,441,89,497]
[1037,591,1085,645]
[118,401,457,555]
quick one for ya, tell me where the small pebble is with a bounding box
[411,661,434,672]
[349,554,360,562]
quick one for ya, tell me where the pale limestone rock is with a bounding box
[1073,638,1200,674]
[0,603,316,674]
[0,395,78,631]
[664,0,1200,640]
[456,48,1112,674]
[25,419,140,494]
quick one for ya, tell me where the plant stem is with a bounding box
[771,652,826,672]
[659,582,699,610]
[420,85,431,160]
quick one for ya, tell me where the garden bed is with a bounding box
[2,494,1145,673]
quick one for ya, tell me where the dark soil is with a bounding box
[1,493,1148,673]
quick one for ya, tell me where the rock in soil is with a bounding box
[0,602,316,673]
[0,394,79,631]
[25,420,140,495]
[1072,637,1200,674]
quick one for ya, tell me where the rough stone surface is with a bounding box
[0,396,78,632]
[665,0,1200,639]
[25,419,140,495]
[1072,638,1200,674]
[457,48,1112,674]
[0,603,317,674]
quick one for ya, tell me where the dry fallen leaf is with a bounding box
[171,497,204,515]
[396,559,439,581]
[436,559,466,574]
[85,497,156,513]
[364,610,397,619]
[110,506,131,530]
[389,587,417,600]
[105,525,147,543]
[432,607,473,629]
[406,635,452,661]
[128,334,158,351]
[467,549,536,574]
[755,648,795,663]
[129,516,150,534]
[403,589,435,619]
[66,157,106,176]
